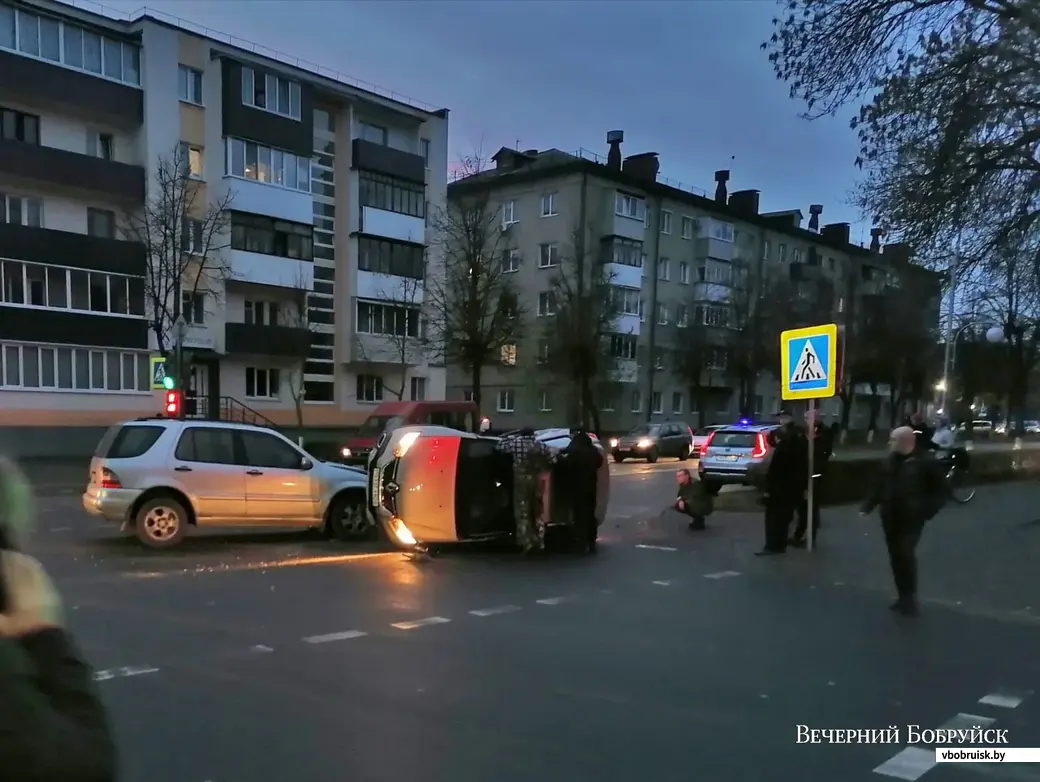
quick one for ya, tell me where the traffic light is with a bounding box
[162,375,175,390]
[164,390,181,417]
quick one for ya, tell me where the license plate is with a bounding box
[721,455,740,462]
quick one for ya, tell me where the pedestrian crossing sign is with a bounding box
[150,357,167,390]
[780,323,838,401]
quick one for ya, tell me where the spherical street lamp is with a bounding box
[986,325,1005,344]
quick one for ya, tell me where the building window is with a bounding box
[792,248,802,264]
[181,291,205,325]
[657,303,668,325]
[630,390,642,412]
[779,244,787,263]
[536,340,550,364]
[500,344,517,366]
[357,236,423,279]
[244,300,280,326]
[1,194,43,227]
[537,291,556,317]
[711,221,735,242]
[698,305,730,328]
[356,301,420,337]
[681,216,696,239]
[538,243,558,269]
[614,287,641,318]
[0,260,143,317]
[671,392,683,414]
[539,390,552,412]
[245,367,280,399]
[660,210,672,235]
[225,138,311,193]
[359,121,388,145]
[178,142,204,179]
[605,237,643,268]
[358,171,425,218]
[1,106,38,144]
[707,347,727,371]
[501,200,516,225]
[651,391,663,414]
[610,334,637,360]
[614,191,645,221]
[181,217,204,255]
[500,249,520,274]
[676,305,688,328]
[231,213,314,262]
[678,261,690,284]
[241,67,301,120]
[0,342,149,392]
[496,389,514,413]
[178,64,203,105]
[86,130,113,160]
[762,240,770,261]
[409,376,426,401]
[86,208,115,239]
[540,193,557,217]
[354,374,382,403]
[657,258,670,281]
[419,138,430,167]
[462,389,474,402]
[0,10,140,85]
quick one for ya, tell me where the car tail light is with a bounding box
[751,432,768,459]
[99,468,122,489]
[700,430,717,456]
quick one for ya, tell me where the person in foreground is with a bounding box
[495,428,553,554]
[674,469,712,531]
[757,408,808,556]
[860,426,949,616]
[556,430,603,552]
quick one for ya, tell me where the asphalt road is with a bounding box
[19,470,1040,782]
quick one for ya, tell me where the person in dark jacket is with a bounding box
[860,426,949,616]
[791,410,835,547]
[906,412,938,453]
[0,551,117,781]
[556,430,603,553]
[758,409,808,556]
[674,469,713,530]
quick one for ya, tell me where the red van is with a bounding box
[340,400,481,465]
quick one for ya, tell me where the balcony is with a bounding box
[356,270,423,303]
[352,139,425,184]
[691,281,729,302]
[0,307,147,350]
[696,237,734,262]
[612,213,645,242]
[351,333,424,365]
[218,178,313,225]
[225,322,310,358]
[0,140,145,202]
[613,313,641,336]
[228,250,314,290]
[604,262,642,290]
[358,206,425,244]
[608,359,639,384]
[0,222,145,276]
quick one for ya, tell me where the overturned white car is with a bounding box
[367,426,611,551]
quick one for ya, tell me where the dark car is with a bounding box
[607,422,694,463]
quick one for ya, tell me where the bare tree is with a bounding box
[354,275,427,400]
[670,318,720,428]
[280,273,319,429]
[122,145,233,353]
[425,153,526,414]
[542,226,618,431]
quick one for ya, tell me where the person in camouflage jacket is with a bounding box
[495,429,553,553]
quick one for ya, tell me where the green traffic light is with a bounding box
[162,376,175,390]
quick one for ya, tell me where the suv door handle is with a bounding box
[174,466,192,472]
[246,470,263,476]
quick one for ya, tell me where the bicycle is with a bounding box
[940,448,975,504]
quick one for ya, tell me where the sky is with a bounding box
[86,0,870,243]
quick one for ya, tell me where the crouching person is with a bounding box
[675,469,713,531]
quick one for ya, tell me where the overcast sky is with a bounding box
[92,0,869,242]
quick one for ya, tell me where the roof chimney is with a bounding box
[808,204,823,232]
[606,130,623,171]
[821,222,851,245]
[729,189,760,216]
[622,152,659,183]
[870,227,885,252]
[714,170,730,204]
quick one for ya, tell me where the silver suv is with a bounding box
[82,417,369,549]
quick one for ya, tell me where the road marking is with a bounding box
[49,526,72,532]
[703,570,741,579]
[536,596,571,605]
[93,665,160,682]
[470,605,521,617]
[652,580,673,586]
[302,630,367,644]
[873,746,936,779]
[392,616,451,630]
[978,692,1027,709]
[634,544,677,552]
[251,644,275,652]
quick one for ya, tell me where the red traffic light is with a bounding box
[164,390,181,417]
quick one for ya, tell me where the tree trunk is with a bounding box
[838,387,852,430]
[867,383,881,430]
[469,364,483,418]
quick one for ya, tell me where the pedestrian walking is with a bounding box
[495,428,553,554]
[674,469,712,531]
[757,409,808,556]
[557,430,603,552]
[790,409,834,547]
[860,426,950,616]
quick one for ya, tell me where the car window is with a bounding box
[239,431,304,469]
[709,431,758,448]
[174,427,236,465]
[693,427,717,437]
[96,424,164,459]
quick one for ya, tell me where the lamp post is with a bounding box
[173,314,188,421]
[938,322,978,414]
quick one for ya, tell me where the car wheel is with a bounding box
[134,496,188,549]
[646,448,659,464]
[328,492,372,542]
[679,445,690,461]
[701,481,722,497]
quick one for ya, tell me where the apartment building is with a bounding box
[0,0,448,452]
[446,131,938,430]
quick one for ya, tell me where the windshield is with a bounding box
[359,415,404,435]
[627,425,659,436]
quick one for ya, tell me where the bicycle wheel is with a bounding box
[947,467,975,504]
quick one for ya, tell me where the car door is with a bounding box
[660,424,679,456]
[169,427,247,523]
[238,430,319,524]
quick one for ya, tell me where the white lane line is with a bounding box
[979,692,1027,709]
[470,605,521,617]
[873,746,936,779]
[392,616,451,630]
[535,596,571,605]
[251,644,275,653]
[634,544,677,552]
[302,630,367,644]
[942,713,995,730]
[703,570,741,579]
[93,665,160,682]
[49,526,72,532]
[652,580,673,586]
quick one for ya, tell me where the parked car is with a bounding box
[1025,421,1040,434]
[691,425,730,458]
[340,400,481,465]
[697,424,779,493]
[82,418,369,548]
[607,422,694,463]
[368,426,610,552]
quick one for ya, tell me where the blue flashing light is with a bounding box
[738,418,752,426]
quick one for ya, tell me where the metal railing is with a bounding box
[570,148,710,198]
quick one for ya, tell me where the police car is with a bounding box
[696,420,779,493]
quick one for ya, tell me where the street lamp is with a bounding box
[173,314,188,420]
[938,323,979,413]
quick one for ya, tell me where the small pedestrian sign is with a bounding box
[780,323,838,401]
[150,357,167,390]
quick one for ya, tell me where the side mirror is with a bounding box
[300,457,314,471]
